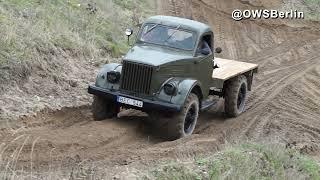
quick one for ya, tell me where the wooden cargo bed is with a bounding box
[212,58,258,81]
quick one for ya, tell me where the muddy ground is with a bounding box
[0,0,319,178]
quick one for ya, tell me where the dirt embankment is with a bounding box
[0,0,319,178]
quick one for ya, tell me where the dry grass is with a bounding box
[0,0,152,60]
[0,0,155,121]
[0,0,155,86]
[145,142,320,180]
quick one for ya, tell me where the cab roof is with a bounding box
[143,16,212,35]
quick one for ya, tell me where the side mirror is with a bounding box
[125,28,133,45]
[215,47,222,54]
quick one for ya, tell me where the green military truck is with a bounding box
[88,16,258,140]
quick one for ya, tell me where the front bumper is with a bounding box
[88,85,181,112]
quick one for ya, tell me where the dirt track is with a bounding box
[0,0,319,177]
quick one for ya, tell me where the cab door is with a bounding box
[193,33,214,97]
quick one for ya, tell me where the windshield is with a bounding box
[138,23,196,51]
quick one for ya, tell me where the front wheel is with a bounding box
[92,95,119,121]
[224,75,248,117]
[149,93,199,140]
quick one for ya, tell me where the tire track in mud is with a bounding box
[0,109,154,168]
[245,36,315,64]
[241,57,320,138]
[244,36,320,107]
[247,55,319,108]
[238,29,320,140]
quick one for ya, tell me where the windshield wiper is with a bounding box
[164,25,181,43]
[142,23,160,38]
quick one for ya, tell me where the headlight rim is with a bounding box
[163,82,177,95]
[106,71,121,83]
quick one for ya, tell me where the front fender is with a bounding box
[95,63,122,90]
[158,78,201,108]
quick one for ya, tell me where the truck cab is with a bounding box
[88,16,258,140]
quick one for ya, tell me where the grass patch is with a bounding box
[0,0,155,66]
[146,143,320,180]
[0,0,155,85]
[304,0,320,20]
[149,163,201,180]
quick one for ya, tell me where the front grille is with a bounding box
[120,61,153,95]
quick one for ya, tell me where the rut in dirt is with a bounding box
[0,106,224,171]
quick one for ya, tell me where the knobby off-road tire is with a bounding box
[224,75,248,117]
[149,93,199,140]
[92,95,119,121]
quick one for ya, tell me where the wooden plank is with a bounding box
[212,58,258,80]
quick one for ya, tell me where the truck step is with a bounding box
[201,99,218,111]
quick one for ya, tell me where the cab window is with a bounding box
[138,23,197,51]
[197,34,212,56]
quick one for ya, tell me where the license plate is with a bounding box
[117,96,143,108]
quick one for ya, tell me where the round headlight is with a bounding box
[107,71,120,83]
[164,82,177,95]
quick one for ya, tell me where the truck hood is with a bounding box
[123,44,193,66]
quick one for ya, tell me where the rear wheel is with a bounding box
[224,75,248,117]
[92,95,119,121]
[149,93,199,140]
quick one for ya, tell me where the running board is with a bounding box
[201,99,218,111]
